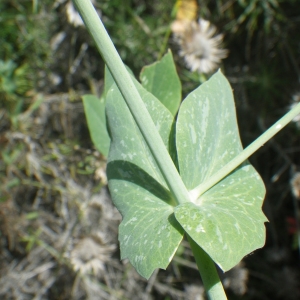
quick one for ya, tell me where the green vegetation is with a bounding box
[1,0,300,299]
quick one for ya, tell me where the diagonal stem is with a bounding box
[72,0,190,205]
[189,102,300,201]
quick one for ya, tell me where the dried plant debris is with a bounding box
[54,0,100,28]
[0,92,200,300]
[290,93,300,128]
[1,92,297,299]
[69,236,115,276]
[0,94,121,299]
[222,262,249,296]
[0,248,56,300]
[291,172,300,199]
[175,0,198,22]
[184,284,205,300]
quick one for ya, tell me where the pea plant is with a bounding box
[74,1,300,299]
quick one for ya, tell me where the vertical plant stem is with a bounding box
[187,235,228,300]
[72,0,190,205]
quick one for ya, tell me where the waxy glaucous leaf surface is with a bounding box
[140,50,181,116]
[82,66,141,157]
[81,67,118,157]
[106,77,184,279]
[82,94,110,157]
[175,71,267,271]
[105,56,267,278]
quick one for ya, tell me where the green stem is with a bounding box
[187,235,227,300]
[189,102,300,201]
[72,0,190,205]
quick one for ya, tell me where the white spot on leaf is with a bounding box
[196,224,206,233]
[216,227,223,243]
[189,124,197,144]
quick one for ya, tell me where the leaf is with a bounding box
[82,94,110,157]
[140,50,182,116]
[175,164,267,271]
[106,77,183,279]
[175,70,267,271]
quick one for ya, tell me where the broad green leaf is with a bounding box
[82,94,110,157]
[106,78,183,279]
[175,164,267,271]
[175,70,267,271]
[140,50,181,116]
[176,70,245,190]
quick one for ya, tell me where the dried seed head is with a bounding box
[290,93,300,128]
[70,236,115,275]
[291,172,300,199]
[172,19,228,74]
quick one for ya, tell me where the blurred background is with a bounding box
[0,0,300,299]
